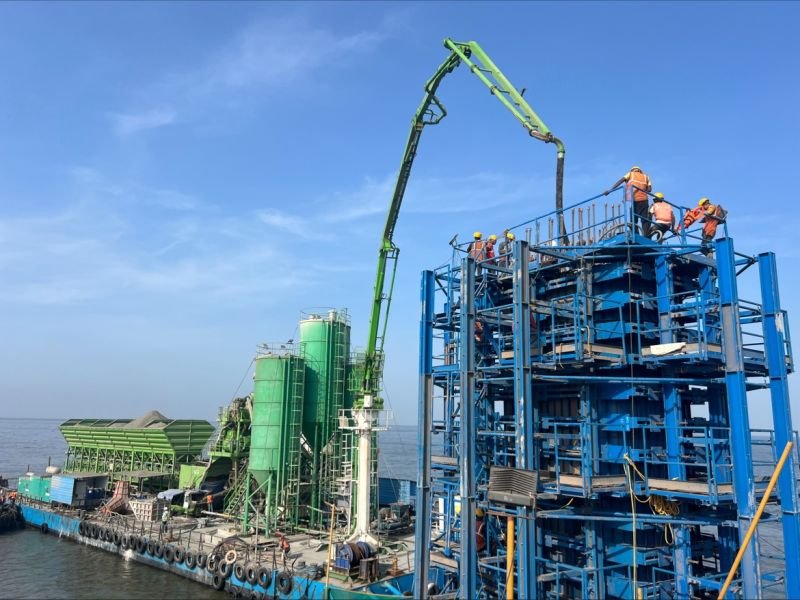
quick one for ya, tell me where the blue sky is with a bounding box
[1,2,798,428]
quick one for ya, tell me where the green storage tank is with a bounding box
[300,310,350,452]
[249,353,305,496]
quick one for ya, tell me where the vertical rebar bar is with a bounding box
[571,209,575,246]
[578,208,584,245]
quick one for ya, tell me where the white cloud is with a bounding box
[111,18,390,135]
[111,108,176,136]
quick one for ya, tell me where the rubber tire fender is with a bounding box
[163,545,176,564]
[212,573,226,591]
[277,571,293,595]
[256,566,271,588]
[147,539,156,555]
[104,528,114,543]
[197,552,207,570]
[233,561,246,582]
[91,524,100,539]
[174,546,185,564]
[78,521,87,536]
[121,534,130,550]
[224,549,237,564]
[136,537,147,554]
[206,553,218,573]
[184,550,196,570]
[40,522,49,534]
[218,560,232,579]
[113,530,122,546]
[154,541,164,559]
[245,563,258,586]
[129,535,140,551]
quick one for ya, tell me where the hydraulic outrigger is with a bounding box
[349,38,565,546]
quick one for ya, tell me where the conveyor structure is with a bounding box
[414,187,800,599]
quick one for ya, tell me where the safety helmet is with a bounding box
[473,231,482,239]
[488,234,497,242]
[630,165,642,172]
[653,192,665,201]
[476,507,485,518]
[698,197,710,207]
[505,231,515,240]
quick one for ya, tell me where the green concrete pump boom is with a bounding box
[360,38,565,408]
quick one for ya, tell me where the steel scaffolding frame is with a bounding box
[414,189,800,599]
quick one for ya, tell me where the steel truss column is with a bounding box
[655,253,691,599]
[414,270,435,600]
[715,238,760,598]
[512,240,537,600]
[459,258,478,599]
[758,252,800,598]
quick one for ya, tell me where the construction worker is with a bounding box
[280,534,291,562]
[685,197,727,255]
[475,507,487,553]
[648,192,675,241]
[498,231,515,265]
[485,234,497,263]
[161,505,170,533]
[467,231,485,261]
[606,166,652,236]
[467,231,486,275]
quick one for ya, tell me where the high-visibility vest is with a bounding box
[626,170,651,202]
[469,240,485,260]
[651,202,674,224]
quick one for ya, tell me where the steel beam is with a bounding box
[414,270,435,600]
[459,258,477,599]
[512,240,537,600]
[716,238,760,598]
[758,252,800,598]
[656,253,691,599]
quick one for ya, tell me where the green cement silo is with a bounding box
[249,353,305,509]
[299,310,350,453]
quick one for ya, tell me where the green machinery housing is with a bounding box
[60,411,214,490]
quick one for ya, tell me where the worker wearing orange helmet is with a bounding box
[606,166,653,236]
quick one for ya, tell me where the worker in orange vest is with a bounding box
[467,231,486,274]
[606,166,652,236]
[648,193,675,241]
[468,232,485,259]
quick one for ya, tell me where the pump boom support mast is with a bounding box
[360,38,565,406]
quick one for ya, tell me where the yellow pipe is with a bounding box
[507,516,515,600]
[717,440,793,600]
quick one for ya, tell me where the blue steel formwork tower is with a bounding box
[414,187,800,599]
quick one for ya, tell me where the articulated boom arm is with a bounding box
[359,38,565,407]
